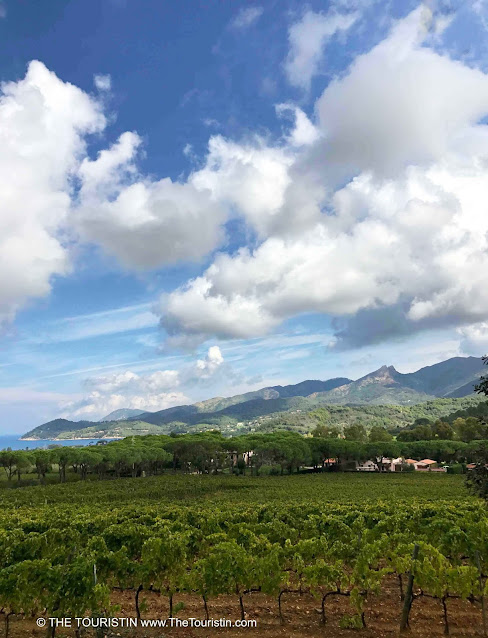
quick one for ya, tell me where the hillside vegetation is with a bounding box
[21,356,486,440]
[22,395,484,441]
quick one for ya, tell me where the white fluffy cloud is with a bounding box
[76,131,226,268]
[276,104,320,147]
[191,135,293,237]
[63,390,189,420]
[195,345,224,377]
[4,5,488,356]
[0,61,104,325]
[62,347,224,419]
[161,6,488,347]
[314,5,488,178]
[0,62,228,322]
[285,9,358,90]
[458,323,488,356]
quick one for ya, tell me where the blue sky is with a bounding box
[1,0,488,433]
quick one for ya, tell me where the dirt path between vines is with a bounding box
[6,576,486,637]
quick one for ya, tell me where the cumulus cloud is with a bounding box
[62,347,224,419]
[190,135,293,237]
[458,323,488,356]
[0,61,104,325]
[276,104,320,147]
[160,6,488,347]
[4,5,488,358]
[195,345,224,377]
[230,6,263,29]
[76,131,227,269]
[313,5,488,179]
[285,9,358,91]
[0,62,228,322]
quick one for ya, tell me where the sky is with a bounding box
[1,0,488,434]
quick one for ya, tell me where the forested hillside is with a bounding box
[22,357,485,440]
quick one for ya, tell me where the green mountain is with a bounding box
[22,418,106,440]
[392,357,484,397]
[134,377,352,425]
[22,357,485,440]
[99,408,149,422]
[311,358,485,406]
[309,366,430,405]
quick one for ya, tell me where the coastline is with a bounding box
[20,436,124,442]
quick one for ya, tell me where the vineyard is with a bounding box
[0,473,487,637]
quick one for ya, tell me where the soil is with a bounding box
[4,576,485,638]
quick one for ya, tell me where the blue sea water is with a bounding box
[0,436,118,451]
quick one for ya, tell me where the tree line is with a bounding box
[1,430,488,485]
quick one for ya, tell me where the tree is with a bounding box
[453,417,488,442]
[15,452,32,482]
[0,450,17,481]
[369,426,392,443]
[309,437,335,470]
[33,450,51,484]
[413,424,433,440]
[312,425,340,439]
[344,424,367,442]
[50,447,73,483]
[396,430,417,442]
[465,442,488,501]
[431,420,454,440]
[413,417,432,427]
[397,424,433,441]
[466,358,488,500]
[475,354,488,396]
[108,446,134,478]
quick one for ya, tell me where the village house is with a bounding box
[379,457,404,472]
[404,458,418,468]
[415,459,438,471]
[353,457,449,473]
[357,460,378,472]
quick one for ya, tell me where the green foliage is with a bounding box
[453,417,488,442]
[368,425,392,442]
[5,431,488,490]
[0,472,486,631]
[22,394,485,440]
[475,354,488,397]
[464,358,488,500]
[344,423,367,442]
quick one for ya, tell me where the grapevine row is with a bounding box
[0,500,487,635]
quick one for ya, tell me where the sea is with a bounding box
[0,436,118,451]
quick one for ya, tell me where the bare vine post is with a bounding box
[400,544,419,632]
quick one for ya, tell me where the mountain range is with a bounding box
[22,356,486,440]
